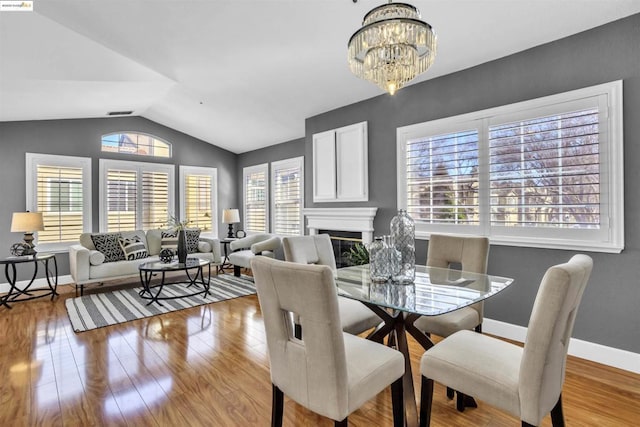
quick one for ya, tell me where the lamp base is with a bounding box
[227,224,234,239]
[23,232,37,255]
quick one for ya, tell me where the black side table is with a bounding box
[0,253,58,309]
[219,238,236,273]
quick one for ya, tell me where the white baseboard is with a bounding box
[0,274,74,294]
[483,318,640,375]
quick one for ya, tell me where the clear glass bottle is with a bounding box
[383,235,401,279]
[368,237,388,283]
[390,209,415,283]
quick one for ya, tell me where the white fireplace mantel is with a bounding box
[302,208,378,244]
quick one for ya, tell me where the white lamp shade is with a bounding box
[222,209,240,224]
[11,212,44,232]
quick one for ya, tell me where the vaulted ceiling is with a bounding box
[1,1,639,153]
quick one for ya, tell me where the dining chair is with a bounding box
[419,254,593,427]
[251,256,405,427]
[282,234,382,337]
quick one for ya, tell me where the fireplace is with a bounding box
[303,207,378,267]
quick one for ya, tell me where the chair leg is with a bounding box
[446,387,454,399]
[419,376,434,427]
[522,423,536,427]
[334,417,348,426]
[233,265,241,277]
[475,323,482,333]
[550,394,565,427]
[391,377,404,427]
[272,384,284,427]
[456,391,466,412]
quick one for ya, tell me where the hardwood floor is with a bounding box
[1,280,638,426]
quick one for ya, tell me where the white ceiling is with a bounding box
[1,1,639,154]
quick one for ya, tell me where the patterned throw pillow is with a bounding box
[185,229,201,253]
[91,233,125,263]
[161,230,179,251]
[118,236,148,261]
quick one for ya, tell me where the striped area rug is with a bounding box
[65,274,255,332]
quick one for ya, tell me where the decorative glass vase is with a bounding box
[369,237,388,283]
[390,209,415,284]
[177,229,188,264]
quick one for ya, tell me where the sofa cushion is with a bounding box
[186,229,201,253]
[161,230,179,250]
[91,233,125,263]
[198,241,212,253]
[118,236,148,261]
[89,250,105,266]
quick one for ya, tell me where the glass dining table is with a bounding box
[336,264,514,427]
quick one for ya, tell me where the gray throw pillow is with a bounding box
[90,232,125,263]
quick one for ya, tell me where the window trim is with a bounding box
[243,163,269,234]
[25,153,92,252]
[271,156,304,236]
[99,159,175,232]
[397,80,624,253]
[179,165,218,237]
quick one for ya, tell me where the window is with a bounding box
[179,166,218,235]
[271,157,304,236]
[243,163,269,233]
[99,159,174,232]
[26,153,92,250]
[397,80,624,252]
[101,132,171,158]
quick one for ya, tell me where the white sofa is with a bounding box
[69,229,221,295]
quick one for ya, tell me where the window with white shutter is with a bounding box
[100,159,174,232]
[26,153,92,250]
[398,80,623,252]
[243,164,269,233]
[180,166,217,234]
[271,157,304,236]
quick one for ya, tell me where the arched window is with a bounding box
[101,132,172,158]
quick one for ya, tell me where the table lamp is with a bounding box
[11,211,44,255]
[222,209,240,239]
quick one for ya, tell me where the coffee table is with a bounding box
[138,257,211,306]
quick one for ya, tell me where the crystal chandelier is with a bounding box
[348,1,437,95]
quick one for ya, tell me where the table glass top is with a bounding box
[139,257,210,271]
[336,264,514,316]
[0,253,55,264]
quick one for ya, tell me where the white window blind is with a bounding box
[397,80,624,252]
[489,108,600,229]
[243,164,268,233]
[271,157,304,236]
[100,159,174,232]
[26,153,92,250]
[406,130,479,225]
[180,166,218,234]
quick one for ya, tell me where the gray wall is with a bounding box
[0,116,237,277]
[258,14,640,353]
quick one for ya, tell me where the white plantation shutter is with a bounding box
[244,164,268,233]
[271,157,303,236]
[405,130,479,225]
[180,166,217,233]
[489,108,600,229]
[26,153,92,250]
[397,81,623,252]
[100,160,174,232]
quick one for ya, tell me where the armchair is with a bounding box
[227,233,281,277]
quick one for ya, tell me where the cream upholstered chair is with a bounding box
[419,254,593,427]
[228,233,281,277]
[413,234,490,337]
[282,234,381,337]
[251,256,405,427]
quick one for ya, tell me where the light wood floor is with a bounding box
[1,279,638,426]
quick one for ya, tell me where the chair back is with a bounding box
[282,234,337,276]
[427,234,490,318]
[251,256,349,418]
[519,254,593,424]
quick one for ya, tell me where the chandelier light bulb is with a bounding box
[348,1,437,95]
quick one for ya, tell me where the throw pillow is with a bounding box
[185,229,201,253]
[119,236,148,261]
[198,241,212,253]
[91,233,125,263]
[88,250,105,266]
[161,230,179,251]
